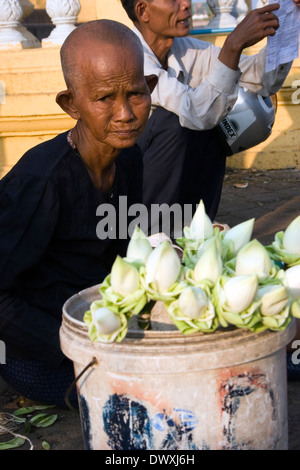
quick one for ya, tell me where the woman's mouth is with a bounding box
[115,129,140,138]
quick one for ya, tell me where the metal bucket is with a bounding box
[60,284,296,450]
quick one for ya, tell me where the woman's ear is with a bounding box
[56,89,80,120]
[135,1,150,23]
[145,74,158,94]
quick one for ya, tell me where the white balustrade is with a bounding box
[42,0,81,47]
[0,0,29,49]
[0,80,6,104]
[233,0,249,24]
[18,0,41,47]
[206,0,237,28]
[256,0,268,7]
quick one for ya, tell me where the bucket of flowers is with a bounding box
[83,200,300,343]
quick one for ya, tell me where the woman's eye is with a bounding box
[130,91,146,99]
[99,95,112,102]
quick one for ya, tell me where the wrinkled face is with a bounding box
[145,0,192,38]
[72,42,151,150]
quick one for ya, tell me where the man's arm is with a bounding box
[139,2,299,130]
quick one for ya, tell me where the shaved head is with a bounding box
[60,19,144,92]
[56,18,155,154]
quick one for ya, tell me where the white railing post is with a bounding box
[206,0,237,28]
[18,0,41,47]
[0,0,28,49]
[42,0,81,47]
[0,80,6,104]
[233,0,248,24]
[256,0,268,7]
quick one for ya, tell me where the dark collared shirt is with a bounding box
[0,132,143,367]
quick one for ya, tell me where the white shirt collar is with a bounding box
[133,26,185,79]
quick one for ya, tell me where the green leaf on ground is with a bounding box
[29,413,58,428]
[42,441,51,450]
[13,407,35,416]
[0,437,25,450]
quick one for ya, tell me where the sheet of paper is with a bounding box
[265,0,300,72]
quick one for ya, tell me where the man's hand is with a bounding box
[293,0,300,6]
[219,4,280,70]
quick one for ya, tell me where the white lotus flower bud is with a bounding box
[145,241,181,293]
[223,218,255,255]
[179,286,209,319]
[283,215,300,255]
[235,239,272,279]
[223,274,258,313]
[111,256,140,297]
[194,237,223,283]
[189,200,214,241]
[257,284,289,316]
[92,307,121,335]
[126,226,152,264]
[284,265,300,300]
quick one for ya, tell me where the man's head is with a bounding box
[57,20,157,151]
[121,0,192,38]
[120,0,139,23]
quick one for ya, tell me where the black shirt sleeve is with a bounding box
[0,173,65,367]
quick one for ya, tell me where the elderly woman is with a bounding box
[0,20,156,407]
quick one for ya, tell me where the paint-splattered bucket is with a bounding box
[60,284,296,450]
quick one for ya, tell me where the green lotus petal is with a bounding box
[139,266,185,301]
[177,228,221,268]
[223,255,280,282]
[257,272,284,287]
[248,322,269,333]
[175,236,189,249]
[83,308,130,343]
[220,237,235,262]
[143,280,185,302]
[181,252,199,270]
[165,299,218,334]
[222,258,236,277]
[266,231,300,267]
[212,276,261,330]
[184,268,216,292]
[291,300,300,319]
[99,274,148,315]
[260,302,290,322]
[261,315,292,332]
[219,309,261,330]
[100,295,148,316]
[178,242,204,269]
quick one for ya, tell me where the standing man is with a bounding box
[121,0,299,234]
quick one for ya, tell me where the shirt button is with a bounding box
[109,192,114,199]
[227,106,232,112]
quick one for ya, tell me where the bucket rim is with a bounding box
[61,283,297,347]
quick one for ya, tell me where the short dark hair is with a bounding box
[120,0,138,23]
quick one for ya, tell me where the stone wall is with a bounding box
[0,0,299,177]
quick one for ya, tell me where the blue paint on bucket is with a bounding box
[103,394,154,450]
[153,409,199,432]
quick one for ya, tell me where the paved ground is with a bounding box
[0,167,300,451]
